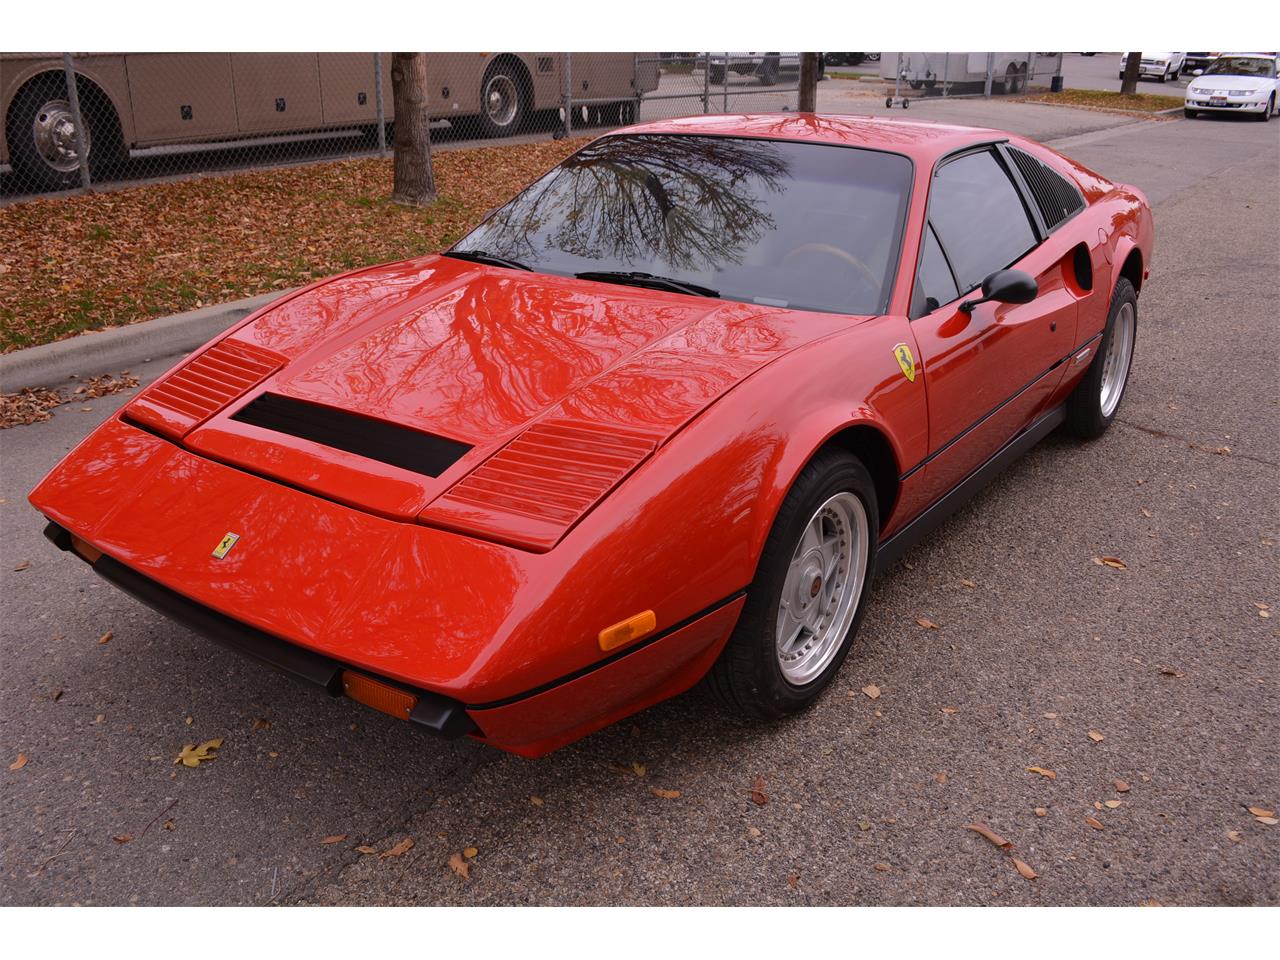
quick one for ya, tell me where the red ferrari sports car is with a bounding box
[31,114,1152,756]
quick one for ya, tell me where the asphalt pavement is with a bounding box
[1,103,1276,906]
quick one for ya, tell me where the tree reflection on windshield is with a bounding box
[452,134,914,316]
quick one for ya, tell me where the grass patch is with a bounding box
[1021,89,1185,113]
[828,71,877,81]
[0,137,585,353]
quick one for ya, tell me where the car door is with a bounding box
[909,146,1078,507]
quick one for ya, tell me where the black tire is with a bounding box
[1184,107,1197,119]
[1064,277,1137,439]
[705,449,879,720]
[476,60,530,138]
[759,56,780,86]
[6,74,120,191]
[1257,95,1274,121]
[709,66,725,85]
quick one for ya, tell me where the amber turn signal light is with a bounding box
[598,610,657,652]
[341,670,417,721]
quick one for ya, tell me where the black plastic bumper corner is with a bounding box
[43,521,476,739]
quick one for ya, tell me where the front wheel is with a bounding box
[1257,95,1274,121]
[1064,277,1137,439]
[705,449,878,719]
[1184,107,1197,118]
[7,76,119,191]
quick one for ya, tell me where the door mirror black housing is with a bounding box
[958,269,1038,313]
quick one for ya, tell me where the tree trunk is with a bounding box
[798,53,820,112]
[1120,52,1142,96]
[391,52,436,206]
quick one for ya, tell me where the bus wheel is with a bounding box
[477,61,529,138]
[8,76,94,190]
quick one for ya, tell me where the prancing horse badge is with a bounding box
[893,342,916,382]
[212,532,240,559]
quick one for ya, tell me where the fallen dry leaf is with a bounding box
[1141,507,1153,518]
[788,872,800,888]
[381,838,414,858]
[1104,800,1123,809]
[174,738,222,767]
[631,762,646,777]
[355,845,377,854]
[935,772,947,784]
[320,835,347,845]
[873,862,890,872]
[1027,766,1057,780]
[1213,446,1230,455]
[1093,556,1127,569]
[1227,830,1243,843]
[940,706,958,714]
[98,631,112,645]
[1085,816,1105,830]
[1160,667,1185,678]
[13,560,30,572]
[650,787,681,799]
[1043,712,1059,719]
[915,617,939,630]
[857,820,872,832]
[964,822,1012,850]
[750,775,769,806]
[747,826,762,837]
[184,716,193,726]
[1088,730,1105,742]
[530,795,544,807]
[9,753,28,771]
[448,852,470,879]
[1140,898,1163,907]
[1257,817,1279,826]
[1034,808,1048,817]
[1114,780,1130,793]
[112,834,133,844]
[1011,858,1037,880]
[463,846,478,859]
[862,684,881,699]
[253,718,271,730]
[959,578,976,588]
[1247,806,1274,817]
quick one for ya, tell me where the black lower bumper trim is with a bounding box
[44,523,475,739]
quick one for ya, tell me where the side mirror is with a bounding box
[959,269,1038,313]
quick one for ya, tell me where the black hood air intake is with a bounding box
[231,393,472,478]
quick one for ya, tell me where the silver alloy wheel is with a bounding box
[31,98,89,172]
[484,75,519,128]
[775,491,869,686]
[1100,300,1135,417]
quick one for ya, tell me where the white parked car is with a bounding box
[1119,52,1186,82]
[1184,54,1279,120]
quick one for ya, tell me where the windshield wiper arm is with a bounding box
[574,270,719,299]
[444,249,533,271]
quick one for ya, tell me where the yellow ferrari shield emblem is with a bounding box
[893,342,916,382]
[211,532,240,559]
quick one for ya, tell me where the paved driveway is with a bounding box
[1,105,1276,906]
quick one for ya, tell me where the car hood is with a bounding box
[129,255,862,531]
[1189,75,1271,92]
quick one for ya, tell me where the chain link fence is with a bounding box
[0,52,821,202]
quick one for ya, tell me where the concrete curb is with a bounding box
[0,289,293,393]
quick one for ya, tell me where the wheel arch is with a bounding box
[1118,245,1144,295]
[4,67,127,164]
[819,423,902,530]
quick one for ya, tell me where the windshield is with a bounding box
[450,134,914,316]
[1203,57,1276,77]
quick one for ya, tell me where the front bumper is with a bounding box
[43,520,478,737]
[1186,94,1270,112]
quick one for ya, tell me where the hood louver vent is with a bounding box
[127,339,286,439]
[1007,146,1085,232]
[419,419,663,551]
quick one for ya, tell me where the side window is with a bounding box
[929,149,1037,293]
[911,223,959,317]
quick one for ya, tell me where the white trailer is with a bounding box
[880,52,1062,96]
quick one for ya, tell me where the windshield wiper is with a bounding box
[574,270,719,299]
[444,249,533,271]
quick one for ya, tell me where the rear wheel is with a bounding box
[1184,107,1197,118]
[705,449,878,719]
[759,56,781,86]
[7,75,119,190]
[1064,278,1137,439]
[476,61,529,138]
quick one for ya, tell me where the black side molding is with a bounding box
[878,402,1067,569]
[41,522,475,739]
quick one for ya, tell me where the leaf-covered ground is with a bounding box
[0,138,585,353]
[1019,89,1186,114]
